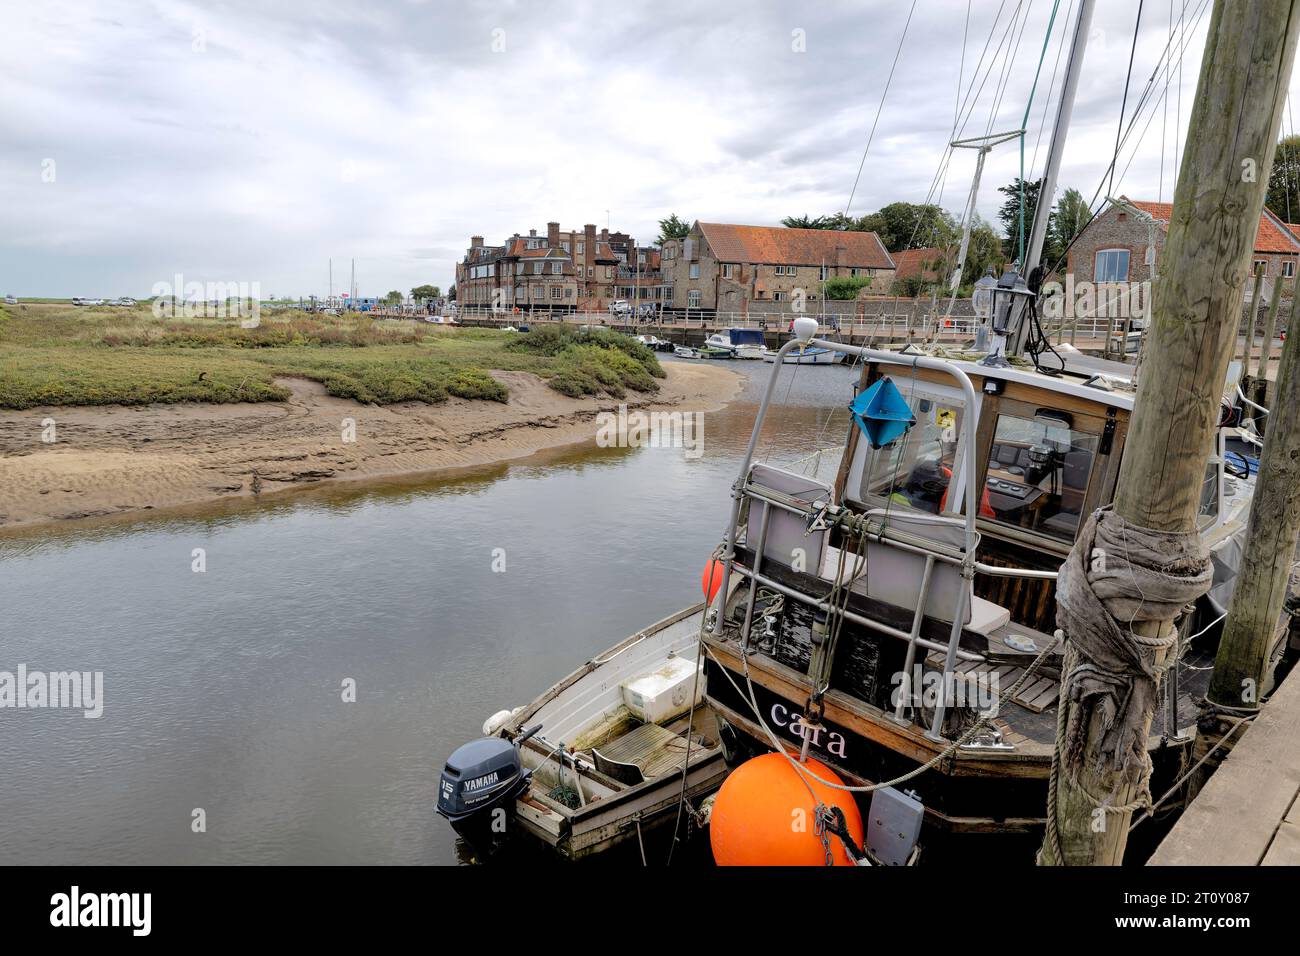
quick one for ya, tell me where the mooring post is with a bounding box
[1242,264,1266,371]
[1039,0,1300,866]
[1202,267,1300,737]
[1253,272,1294,409]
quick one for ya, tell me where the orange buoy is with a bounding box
[701,558,726,603]
[710,753,863,866]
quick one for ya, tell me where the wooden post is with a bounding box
[1242,264,1265,373]
[1039,0,1300,866]
[1254,273,1294,408]
[1207,281,1300,708]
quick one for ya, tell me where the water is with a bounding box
[0,358,859,864]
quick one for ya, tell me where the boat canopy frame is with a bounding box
[710,335,1050,741]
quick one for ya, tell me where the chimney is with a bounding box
[547,221,560,247]
[529,228,537,237]
[471,235,483,249]
[600,227,609,242]
[584,224,597,259]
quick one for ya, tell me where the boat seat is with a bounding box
[593,722,691,782]
[746,463,832,572]
[591,749,645,787]
[967,595,1011,635]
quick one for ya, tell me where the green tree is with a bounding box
[859,202,958,252]
[1266,134,1300,222]
[1049,188,1092,263]
[997,177,1043,260]
[656,214,690,244]
[384,290,402,305]
[781,214,835,229]
[411,284,440,301]
[823,275,873,300]
[447,284,457,301]
[961,216,1005,288]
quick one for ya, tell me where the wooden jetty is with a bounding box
[1148,663,1300,865]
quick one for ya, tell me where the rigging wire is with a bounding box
[1110,1,1146,199]
[1018,0,1064,263]
[844,0,918,217]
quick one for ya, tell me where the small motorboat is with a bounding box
[674,345,700,358]
[437,605,727,860]
[708,328,768,360]
[762,344,841,364]
[693,343,737,360]
[636,334,674,352]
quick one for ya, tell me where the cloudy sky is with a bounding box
[1,0,1289,298]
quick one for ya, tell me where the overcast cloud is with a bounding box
[1,0,1289,298]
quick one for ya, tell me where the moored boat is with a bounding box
[437,605,727,860]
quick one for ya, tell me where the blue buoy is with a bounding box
[849,377,916,449]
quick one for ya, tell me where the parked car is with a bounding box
[72,297,88,306]
[610,299,632,316]
[3,295,17,305]
[114,296,136,306]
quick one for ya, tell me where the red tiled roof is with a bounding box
[697,222,895,269]
[891,247,946,281]
[1121,198,1300,254]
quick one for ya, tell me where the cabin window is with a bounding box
[1095,248,1130,282]
[986,412,1099,542]
[857,392,966,514]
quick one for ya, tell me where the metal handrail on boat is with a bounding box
[712,332,987,742]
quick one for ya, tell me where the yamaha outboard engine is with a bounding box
[437,724,540,855]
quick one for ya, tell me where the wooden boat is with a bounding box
[697,328,1269,863]
[438,605,727,860]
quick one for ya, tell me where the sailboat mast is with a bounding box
[1023,0,1096,276]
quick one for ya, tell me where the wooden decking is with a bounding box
[1148,664,1300,865]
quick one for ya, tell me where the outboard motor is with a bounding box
[437,724,540,855]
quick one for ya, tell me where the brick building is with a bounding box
[1066,197,1300,299]
[661,221,896,312]
[455,223,671,312]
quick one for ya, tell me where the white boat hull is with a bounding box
[763,346,841,365]
[499,605,728,860]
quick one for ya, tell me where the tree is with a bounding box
[824,275,873,300]
[781,214,836,229]
[411,284,440,301]
[447,284,456,301]
[1265,134,1300,222]
[384,290,402,305]
[960,216,1005,288]
[1049,188,1092,262]
[656,214,690,244]
[859,202,958,252]
[997,177,1044,261]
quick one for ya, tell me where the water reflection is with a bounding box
[0,358,860,864]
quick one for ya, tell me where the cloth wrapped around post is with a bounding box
[1055,506,1214,787]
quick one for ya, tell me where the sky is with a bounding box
[0,0,1288,299]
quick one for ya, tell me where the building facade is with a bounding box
[456,223,671,312]
[1066,197,1300,299]
[660,221,896,312]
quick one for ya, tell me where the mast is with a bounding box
[1024,0,1095,277]
[1006,0,1096,357]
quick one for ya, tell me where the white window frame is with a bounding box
[1094,248,1130,283]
